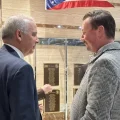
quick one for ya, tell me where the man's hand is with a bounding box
[41,84,52,94]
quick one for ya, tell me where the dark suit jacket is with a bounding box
[0,44,42,120]
[37,89,46,101]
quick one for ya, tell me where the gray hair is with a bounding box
[2,15,35,40]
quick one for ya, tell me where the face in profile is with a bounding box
[81,18,99,53]
[20,21,39,56]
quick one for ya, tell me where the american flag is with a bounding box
[45,0,114,10]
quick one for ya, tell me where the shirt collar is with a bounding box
[5,44,24,59]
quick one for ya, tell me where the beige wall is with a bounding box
[2,0,30,20]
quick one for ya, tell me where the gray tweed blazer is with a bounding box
[71,42,120,120]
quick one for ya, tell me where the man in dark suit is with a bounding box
[0,15,42,120]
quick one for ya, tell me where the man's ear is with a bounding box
[97,25,104,38]
[16,29,22,42]
[98,25,104,33]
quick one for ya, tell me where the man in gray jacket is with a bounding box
[71,10,120,120]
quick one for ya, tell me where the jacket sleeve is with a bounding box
[37,89,46,100]
[8,64,41,120]
[80,59,118,120]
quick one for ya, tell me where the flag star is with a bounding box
[51,0,56,5]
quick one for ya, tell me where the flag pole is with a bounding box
[64,39,68,120]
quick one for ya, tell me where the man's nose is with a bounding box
[36,37,39,43]
[81,34,84,42]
